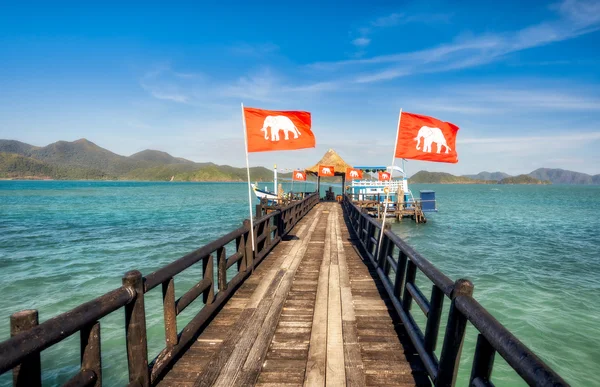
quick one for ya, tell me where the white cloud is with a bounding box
[406,85,600,115]
[352,37,371,47]
[312,0,600,83]
[348,11,452,54]
[459,132,600,145]
[372,13,404,27]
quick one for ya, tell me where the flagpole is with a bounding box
[377,108,403,259]
[241,102,255,253]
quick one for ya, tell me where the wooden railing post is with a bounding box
[470,334,496,385]
[80,321,101,387]
[203,255,215,304]
[394,251,408,298]
[436,279,474,387]
[255,204,260,218]
[162,278,177,349]
[266,219,272,247]
[243,219,254,270]
[122,270,150,387]
[10,309,41,387]
[217,247,227,291]
[236,234,246,272]
[402,261,417,311]
[424,286,444,353]
[377,224,391,269]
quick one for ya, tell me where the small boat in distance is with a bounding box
[251,184,278,202]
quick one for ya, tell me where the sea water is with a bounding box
[0,181,598,386]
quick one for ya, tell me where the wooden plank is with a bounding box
[325,209,346,386]
[326,264,346,386]
[208,205,324,387]
[235,216,322,387]
[246,220,312,308]
[303,210,332,387]
[330,206,365,387]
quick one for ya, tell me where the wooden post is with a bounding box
[243,219,254,270]
[424,286,444,353]
[236,234,246,272]
[162,278,177,349]
[377,223,391,269]
[402,261,417,311]
[394,251,408,298]
[10,309,41,387]
[317,176,321,196]
[203,254,215,304]
[80,321,102,387]
[217,247,228,291]
[436,279,474,387]
[266,218,272,247]
[470,334,496,385]
[122,270,150,387]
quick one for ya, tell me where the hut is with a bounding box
[306,149,353,199]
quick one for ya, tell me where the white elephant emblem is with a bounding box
[414,126,451,153]
[350,170,359,177]
[321,167,332,174]
[295,172,304,179]
[261,116,301,141]
[381,173,389,179]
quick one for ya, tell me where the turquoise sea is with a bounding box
[0,181,598,386]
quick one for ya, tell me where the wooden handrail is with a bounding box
[0,192,319,387]
[342,194,567,387]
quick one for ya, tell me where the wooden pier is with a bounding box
[160,203,427,386]
[0,194,567,387]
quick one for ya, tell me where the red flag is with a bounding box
[293,170,306,181]
[319,165,335,177]
[346,168,363,180]
[378,171,391,181]
[243,107,315,153]
[395,112,459,163]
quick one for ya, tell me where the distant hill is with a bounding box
[499,175,550,185]
[409,171,495,184]
[0,139,278,182]
[3,138,598,184]
[0,152,110,180]
[0,140,39,155]
[129,149,196,165]
[528,168,600,185]
[463,171,511,181]
[410,171,550,185]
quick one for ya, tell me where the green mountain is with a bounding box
[409,171,495,184]
[409,171,550,185]
[528,168,600,185]
[0,140,38,155]
[463,171,511,181]
[0,152,111,180]
[0,139,276,182]
[129,149,196,165]
[499,174,550,185]
[2,139,597,184]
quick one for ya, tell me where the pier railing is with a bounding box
[0,193,319,387]
[342,195,567,387]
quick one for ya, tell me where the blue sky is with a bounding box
[1,0,599,175]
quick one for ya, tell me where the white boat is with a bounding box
[251,183,278,202]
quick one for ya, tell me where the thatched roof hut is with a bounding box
[306,148,352,176]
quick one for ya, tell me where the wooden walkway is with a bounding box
[158,202,430,387]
